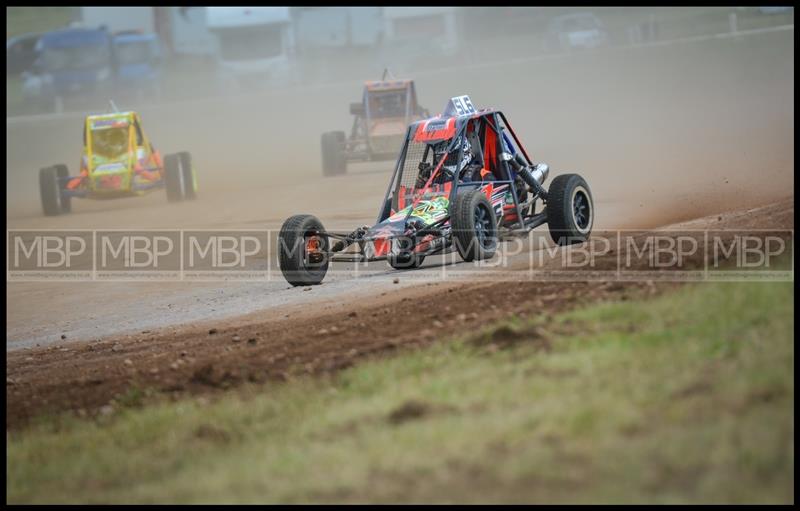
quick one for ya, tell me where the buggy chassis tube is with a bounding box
[58,176,165,198]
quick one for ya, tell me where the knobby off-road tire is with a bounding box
[321,131,347,177]
[546,173,594,246]
[278,214,330,286]
[451,189,498,262]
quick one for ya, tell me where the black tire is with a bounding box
[388,253,426,270]
[164,153,184,202]
[546,173,594,246]
[53,164,71,213]
[451,189,498,262]
[387,235,426,270]
[321,131,346,177]
[278,214,330,286]
[39,166,65,216]
[178,151,197,200]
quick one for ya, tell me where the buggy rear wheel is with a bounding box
[164,153,185,202]
[39,165,68,216]
[321,131,347,177]
[53,164,71,213]
[546,173,593,246]
[178,151,197,200]
[451,189,498,262]
[278,214,330,286]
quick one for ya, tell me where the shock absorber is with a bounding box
[505,153,549,200]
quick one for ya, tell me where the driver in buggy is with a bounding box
[92,127,129,159]
[415,133,494,190]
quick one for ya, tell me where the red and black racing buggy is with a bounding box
[280,95,594,286]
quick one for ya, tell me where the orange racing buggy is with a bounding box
[38,108,197,216]
[320,70,429,177]
[280,95,594,286]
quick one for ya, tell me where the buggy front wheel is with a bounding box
[278,214,330,286]
[451,189,498,262]
[546,173,593,246]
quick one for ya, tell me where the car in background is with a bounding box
[38,108,197,216]
[112,31,164,101]
[543,12,609,52]
[22,27,115,113]
[320,71,429,177]
[7,32,42,76]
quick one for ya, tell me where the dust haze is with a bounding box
[7,7,793,229]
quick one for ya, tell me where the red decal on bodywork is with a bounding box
[413,117,456,143]
[373,237,390,257]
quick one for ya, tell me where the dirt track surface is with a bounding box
[5,198,794,429]
[5,29,794,429]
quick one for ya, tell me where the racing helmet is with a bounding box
[432,136,471,177]
[95,127,128,156]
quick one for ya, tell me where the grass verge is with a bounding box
[7,279,794,503]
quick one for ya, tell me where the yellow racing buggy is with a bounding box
[38,109,197,216]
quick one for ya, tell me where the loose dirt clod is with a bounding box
[208,328,218,335]
[388,399,432,424]
[232,335,241,343]
[60,334,66,340]
[194,424,231,444]
[393,278,400,284]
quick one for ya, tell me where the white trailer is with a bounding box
[167,7,219,57]
[291,7,382,51]
[206,6,297,92]
[80,6,154,33]
[383,7,459,56]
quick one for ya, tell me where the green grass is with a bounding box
[7,278,794,503]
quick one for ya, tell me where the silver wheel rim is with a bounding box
[571,185,592,235]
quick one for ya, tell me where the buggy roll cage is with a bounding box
[313,109,549,264]
[376,109,543,231]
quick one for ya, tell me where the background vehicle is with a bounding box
[22,25,165,113]
[23,27,115,113]
[206,6,297,93]
[543,12,609,52]
[38,108,197,216]
[112,31,163,101]
[320,71,429,177]
[6,32,42,76]
[281,95,594,286]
